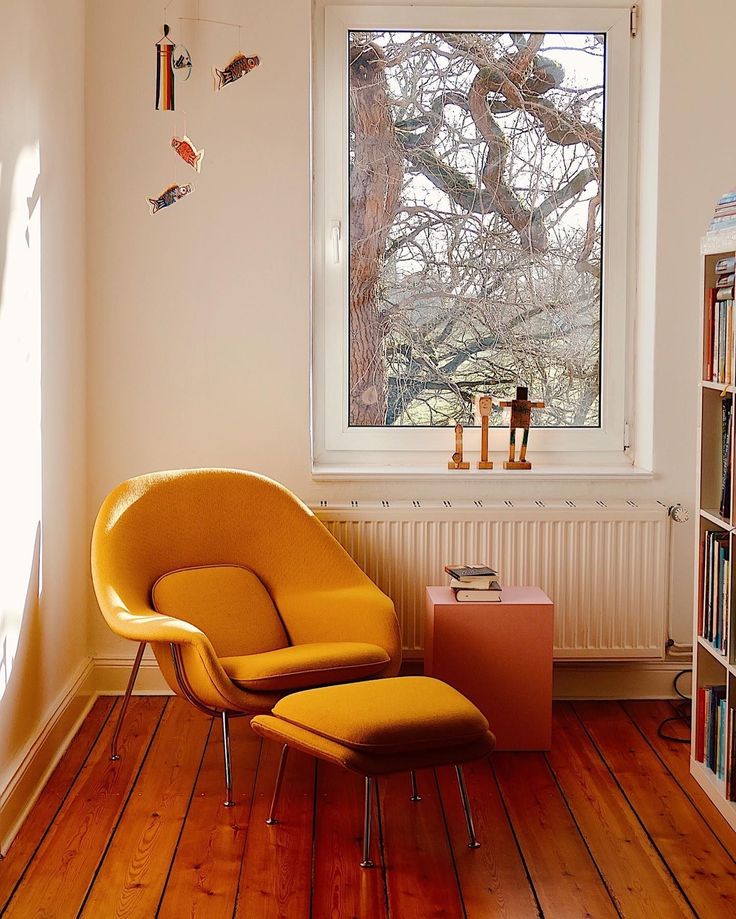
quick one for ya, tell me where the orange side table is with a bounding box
[424,586,554,751]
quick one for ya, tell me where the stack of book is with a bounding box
[445,565,502,602]
[695,683,729,788]
[705,256,735,384]
[708,188,736,233]
[700,529,731,653]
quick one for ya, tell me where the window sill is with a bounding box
[311,463,653,483]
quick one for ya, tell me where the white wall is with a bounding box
[0,0,87,799]
[85,0,736,657]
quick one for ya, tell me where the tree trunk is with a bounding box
[349,43,403,425]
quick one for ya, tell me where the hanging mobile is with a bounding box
[155,24,176,110]
[171,135,204,172]
[147,183,194,215]
[172,44,193,80]
[214,52,260,90]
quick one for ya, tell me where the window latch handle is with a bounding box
[330,220,341,264]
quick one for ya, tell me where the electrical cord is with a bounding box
[656,669,692,743]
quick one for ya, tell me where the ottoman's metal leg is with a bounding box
[360,776,375,868]
[110,641,146,761]
[410,770,421,802]
[455,765,480,848]
[266,744,289,825]
[222,712,236,807]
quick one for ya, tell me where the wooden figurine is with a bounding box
[499,386,545,469]
[448,422,470,469]
[477,396,493,469]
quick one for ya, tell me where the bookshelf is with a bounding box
[692,231,736,827]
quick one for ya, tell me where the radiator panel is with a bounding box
[316,504,669,660]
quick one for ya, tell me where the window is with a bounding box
[314,6,634,468]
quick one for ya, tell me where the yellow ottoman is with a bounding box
[250,676,495,867]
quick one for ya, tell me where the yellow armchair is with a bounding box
[91,468,401,803]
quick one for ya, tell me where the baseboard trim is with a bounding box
[95,654,692,701]
[93,654,174,696]
[552,659,692,700]
[0,658,96,854]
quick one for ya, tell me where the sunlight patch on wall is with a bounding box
[0,142,42,699]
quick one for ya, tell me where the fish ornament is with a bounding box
[171,135,204,172]
[148,183,194,215]
[214,53,260,90]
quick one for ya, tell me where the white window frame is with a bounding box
[313,4,635,472]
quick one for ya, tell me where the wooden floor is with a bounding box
[1,697,735,918]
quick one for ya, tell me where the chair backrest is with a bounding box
[151,564,290,657]
[91,469,379,654]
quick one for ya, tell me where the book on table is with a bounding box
[454,583,503,602]
[449,576,496,590]
[444,565,498,580]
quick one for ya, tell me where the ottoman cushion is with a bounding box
[269,676,490,755]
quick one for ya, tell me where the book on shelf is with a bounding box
[705,289,734,384]
[454,584,502,602]
[695,684,728,782]
[729,708,736,800]
[721,397,732,519]
[701,529,730,654]
[716,256,736,275]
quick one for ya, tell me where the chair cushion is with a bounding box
[152,565,288,657]
[219,642,390,691]
[269,676,490,754]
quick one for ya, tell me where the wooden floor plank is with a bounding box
[379,768,465,919]
[0,696,114,913]
[311,762,388,919]
[548,703,694,918]
[435,759,539,918]
[575,701,736,917]
[623,699,736,861]
[80,698,211,918]
[493,751,618,918]
[158,717,261,919]
[234,743,315,919]
[2,696,166,919]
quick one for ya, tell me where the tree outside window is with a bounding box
[348,31,604,430]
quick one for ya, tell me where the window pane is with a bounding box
[348,31,604,428]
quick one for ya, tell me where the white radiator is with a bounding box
[314,500,671,661]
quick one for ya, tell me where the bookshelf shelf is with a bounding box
[693,237,736,824]
[697,634,729,664]
[702,380,734,393]
[700,508,732,529]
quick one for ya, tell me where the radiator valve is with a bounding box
[667,504,689,523]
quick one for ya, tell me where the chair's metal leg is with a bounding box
[266,744,289,825]
[455,765,480,848]
[222,712,235,807]
[360,776,375,868]
[110,641,146,761]
[410,769,421,802]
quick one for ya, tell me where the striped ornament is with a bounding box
[156,39,174,111]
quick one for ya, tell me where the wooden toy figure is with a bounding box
[448,423,470,469]
[500,386,545,469]
[477,396,493,469]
